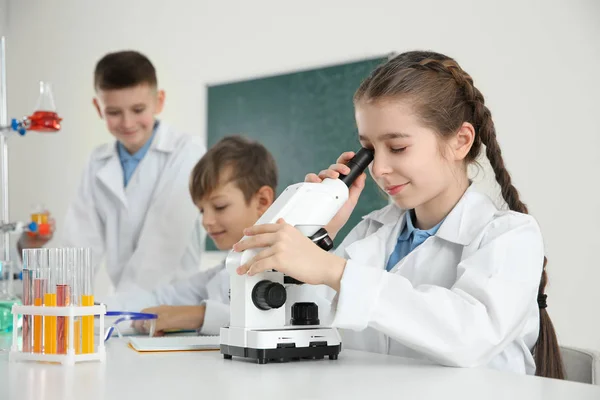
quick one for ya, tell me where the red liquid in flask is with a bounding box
[28,110,62,132]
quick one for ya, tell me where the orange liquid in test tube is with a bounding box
[43,293,57,354]
[39,251,56,355]
[33,297,43,353]
[74,320,81,354]
[33,278,46,353]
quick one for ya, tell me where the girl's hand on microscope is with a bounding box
[234,218,346,291]
[305,151,366,240]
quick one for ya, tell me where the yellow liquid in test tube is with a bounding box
[81,295,94,353]
[44,293,57,354]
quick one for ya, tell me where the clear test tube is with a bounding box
[42,249,56,354]
[70,249,81,354]
[21,249,34,353]
[52,249,70,354]
[81,248,94,354]
[32,249,46,354]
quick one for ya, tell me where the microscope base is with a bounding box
[220,326,341,364]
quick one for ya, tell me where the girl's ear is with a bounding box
[450,121,475,161]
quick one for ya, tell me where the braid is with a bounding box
[412,56,564,379]
[418,58,474,96]
[416,58,529,214]
[473,100,564,378]
[470,85,529,214]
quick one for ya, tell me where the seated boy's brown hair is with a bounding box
[189,135,278,203]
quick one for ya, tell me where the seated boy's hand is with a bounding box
[133,305,206,336]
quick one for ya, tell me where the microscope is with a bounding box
[220,148,374,364]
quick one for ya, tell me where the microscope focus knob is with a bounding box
[252,280,287,310]
[291,302,320,326]
[309,228,334,251]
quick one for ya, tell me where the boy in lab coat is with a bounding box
[61,51,205,293]
[103,135,277,336]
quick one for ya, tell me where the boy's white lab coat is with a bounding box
[317,186,543,375]
[61,122,205,293]
[103,262,229,336]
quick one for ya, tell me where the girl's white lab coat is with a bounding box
[61,122,205,293]
[317,186,543,375]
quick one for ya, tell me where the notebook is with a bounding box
[128,335,221,352]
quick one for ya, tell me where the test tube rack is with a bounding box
[9,304,106,365]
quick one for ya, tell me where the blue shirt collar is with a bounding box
[117,121,159,162]
[398,210,444,241]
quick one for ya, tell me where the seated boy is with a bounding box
[103,135,277,335]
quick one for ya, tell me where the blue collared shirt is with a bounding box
[117,123,158,187]
[385,210,445,271]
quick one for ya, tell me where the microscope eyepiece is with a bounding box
[338,148,374,187]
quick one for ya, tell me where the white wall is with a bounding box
[3,0,600,351]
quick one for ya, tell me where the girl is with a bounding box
[234,51,563,379]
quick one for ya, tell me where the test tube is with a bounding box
[42,250,57,354]
[53,249,70,354]
[32,249,46,354]
[81,248,94,354]
[21,249,33,352]
[70,249,81,355]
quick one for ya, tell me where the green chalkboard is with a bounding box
[206,57,389,251]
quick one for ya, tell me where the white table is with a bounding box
[1,340,599,400]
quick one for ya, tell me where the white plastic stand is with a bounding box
[9,304,106,365]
